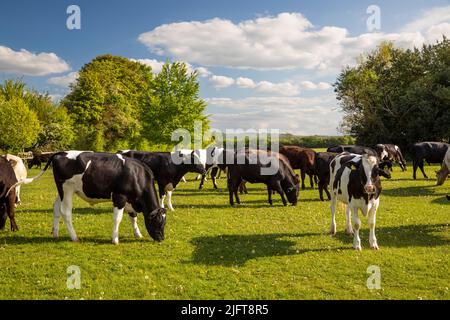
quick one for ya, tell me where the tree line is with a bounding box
[335,38,450,154]
[0,55,209,153]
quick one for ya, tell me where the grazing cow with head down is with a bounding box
[374,144,407,171]
[436,147,450,186]
[5,154,27,205]
[10,151,166,244]
[0,156,18,232]
[227,149,300,206]
[410,142,449,179]
[315,152,338,201]
[329,153,391,250]
[119,150,206,211]
[279,146,316,190]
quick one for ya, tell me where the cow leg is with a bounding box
[351,207,362,251]
[273,181,287,206]
[6,194,18,232]
[128,214,143,238]
[164,184,175,211]
[309,174,314,189]
[167,191,174,211]
[330,198,337,235]
[368,202,379,250]
[318,181,325,201]
[198,173,206,190]
[324,184,331,201]
[111,207,124,245]
[52,196,61,238]
[234,189,241,205]
[418,160,428,179]
[300,169,306,190]
[267,187,273,206]
[59,186,78,242]
[412,160,418,180]
[344,205,353,235]
[211,167,219,189]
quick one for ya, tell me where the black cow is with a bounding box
[410,142,450,179]
[0,156,18,232]
[119,151,206,211]
[327,145,378,157]
[374,144,407,171]
[227,149,300,206]
[314,152,338,201]
[10,151,166,243]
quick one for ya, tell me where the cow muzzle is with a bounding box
[364,185,376,194]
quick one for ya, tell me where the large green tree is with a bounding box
[62,55,153,151]
[142,61,209,146]
[335,38,450,152]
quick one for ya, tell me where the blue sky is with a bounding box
[1,0,449,135]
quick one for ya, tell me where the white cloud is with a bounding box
[236,77,256,88]
[401,6,450,34]
[131,58,165,73]
[196,66,211,77]
[0,45,70,76]
[138,9,450,72]
[47,71,79,87]
[255,81,300,96]
[207,95,340,135]
[210,75,235,88]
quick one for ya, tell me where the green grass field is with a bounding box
[0,162,449,300]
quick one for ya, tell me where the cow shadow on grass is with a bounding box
[383,185,448,197]
[189,224,448,266]
[19,207,112,215]
[334,223,448,248]
[188,232,338,266]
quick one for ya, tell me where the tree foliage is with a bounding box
[143,62,209,146]
[63,55,208,151]
[335,38,450,152]
[62,55,153,151]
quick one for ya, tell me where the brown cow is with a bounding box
[279,146,316,190]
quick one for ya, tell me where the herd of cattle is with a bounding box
[0,141,449,250]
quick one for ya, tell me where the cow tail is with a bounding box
[6,153,57,197]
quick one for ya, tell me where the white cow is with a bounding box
[436,147,450,186]
[329,153,391,250]
[5,154,27,205]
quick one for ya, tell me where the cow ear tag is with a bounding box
[350,163,358,171]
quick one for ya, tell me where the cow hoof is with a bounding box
[370,244,379,250]
[353,245,362,251]
[134,232,143,239]
[330,226,337,236]
[112,238,119,245]
[72,237,80,243]
[345,229,354,236]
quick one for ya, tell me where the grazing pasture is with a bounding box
[0,162,448,300]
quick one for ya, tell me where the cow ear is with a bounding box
[378,168,391,179]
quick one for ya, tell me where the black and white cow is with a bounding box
[0,156,18,232]
[9,151,166,244]
[410,142,450,179]
[327,145,378,157]
[119,150,206,211]
[374,144,407,171]
[329,153,391,250]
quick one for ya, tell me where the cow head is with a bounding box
[353,155,391,195]
[178,151,206,175]
[285,174,300,206]
[144,208,167,242]
[436,165,449,186]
